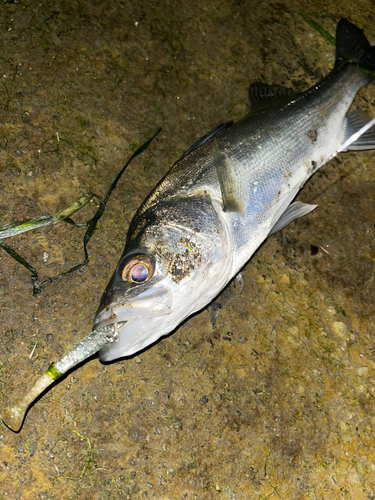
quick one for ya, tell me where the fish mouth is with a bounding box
[92,286,173,343]
[93,313,127,343]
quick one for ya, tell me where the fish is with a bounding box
[2,18,375,431]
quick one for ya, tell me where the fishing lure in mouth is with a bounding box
[2,18,375,431]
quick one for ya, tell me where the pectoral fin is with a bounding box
[269,201,317,236]
[213,139,247,216]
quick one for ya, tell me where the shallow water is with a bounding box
[0,0,374,498]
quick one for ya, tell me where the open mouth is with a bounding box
[94,317,127,343]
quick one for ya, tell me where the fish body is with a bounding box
[3,19,375,432]
[94,19,375,361]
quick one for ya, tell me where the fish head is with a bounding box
[93,196,231,361]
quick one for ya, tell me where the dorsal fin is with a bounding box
[248,82,296,110]
[179,121,233,160]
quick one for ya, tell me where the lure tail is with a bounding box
[1,329,108,431]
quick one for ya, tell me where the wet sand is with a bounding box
[0,1,374,498]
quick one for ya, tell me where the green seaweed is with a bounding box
[0,193,93,239]
[0,129,161,295]
[263,449,282,499]
[300,13,336,46]
[0,239,39,282]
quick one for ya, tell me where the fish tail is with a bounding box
[336,19,375,74]
[336,21,375,151]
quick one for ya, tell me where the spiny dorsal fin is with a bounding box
[248,82,296,110]
[179,121,233,160]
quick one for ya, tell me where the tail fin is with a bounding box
[336,19,375,71]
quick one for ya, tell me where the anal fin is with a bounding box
[340,110,375,151]
[269,201,317,236]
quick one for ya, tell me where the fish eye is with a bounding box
[121,255,153,284]
[130,263,148,283]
